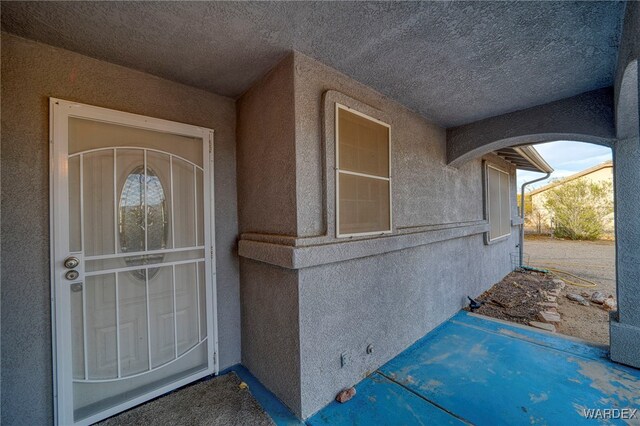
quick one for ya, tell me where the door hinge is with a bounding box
[208,133,214,153]
[211,245,214,260]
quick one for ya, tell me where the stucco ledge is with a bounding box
[238,222,489,269]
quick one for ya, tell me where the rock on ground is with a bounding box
[566,293,590,306]
[336,387,356,403]
[591,291,606,304]
[538,311,562,323]
[603,297,617,311]
[529,321,557,333]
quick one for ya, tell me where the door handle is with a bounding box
[64,256,80,269]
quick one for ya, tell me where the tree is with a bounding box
[528,204,546,234]
[543,180,613,240]
[517,194,533,216]
[521,194,546,234]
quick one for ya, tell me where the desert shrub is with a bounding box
[543,180,613,240]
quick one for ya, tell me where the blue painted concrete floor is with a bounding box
[304,311,640,425]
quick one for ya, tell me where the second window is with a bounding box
[336,105,391,237]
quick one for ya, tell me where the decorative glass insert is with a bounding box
[119,165,168,277]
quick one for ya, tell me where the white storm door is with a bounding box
[50,99,218,425]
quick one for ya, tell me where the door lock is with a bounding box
[64,256,80,269]
[65,270,80,281]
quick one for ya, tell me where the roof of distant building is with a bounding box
[528,160,613,196]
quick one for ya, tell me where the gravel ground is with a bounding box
[98,372,274,426]
[523,236,616,345]
[524,235,616,296]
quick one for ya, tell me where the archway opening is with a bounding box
[466,138,616,348]
[517,140,615,346]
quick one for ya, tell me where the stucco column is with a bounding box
[609,135,640,368]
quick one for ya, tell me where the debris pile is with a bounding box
[530,278,565,332]
[466,270,617,336]
[466,270,559,327]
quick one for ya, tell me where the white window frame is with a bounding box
[485,163,512,243]
[335,103,392,238]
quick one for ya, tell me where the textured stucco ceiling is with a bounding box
[1,1,626,127]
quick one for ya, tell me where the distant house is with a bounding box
[526,161,614,236]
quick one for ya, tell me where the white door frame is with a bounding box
[50,98,219,425]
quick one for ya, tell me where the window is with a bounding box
[336,105,391,237]
[486,163,512,241]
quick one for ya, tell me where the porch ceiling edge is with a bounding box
[238,221,488,269]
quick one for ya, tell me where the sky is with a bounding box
[516,141,612,191]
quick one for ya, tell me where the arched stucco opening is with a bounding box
[450,127,618,346]
[445,58,639,358]
[490,138,617,347]
[608,56,640,368]
[446,88,617,169]
[616,59,639,140]
[449,133,613,170]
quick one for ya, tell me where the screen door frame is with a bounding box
[50,98,218,425]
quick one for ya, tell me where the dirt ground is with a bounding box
[524,235,616,297]
[470,236,615,346]
[526,236,615,345]
[467,270,558,324]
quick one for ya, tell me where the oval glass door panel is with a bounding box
[119,162,168,278]
[119,165,169,254]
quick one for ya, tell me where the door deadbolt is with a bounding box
[65,270,80,281]
[64,256,80,269]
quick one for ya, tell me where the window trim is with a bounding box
[485,162,512,243]
[335,103,392,238]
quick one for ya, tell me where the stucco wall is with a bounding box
[236,54,298,236]
[610,1,640,369]
[238,52,518,418]
[298,228,516,416]
[293,53,484,236]
[235,54,304,414]
[615,0,640,105]
[612,137,640,327]
[292,53,517,417]
[239,259,301,415]
[610,134,640,367]
[0,33,241,424]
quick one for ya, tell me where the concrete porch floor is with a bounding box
[304,312,640,425]
[119,311,640,425]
